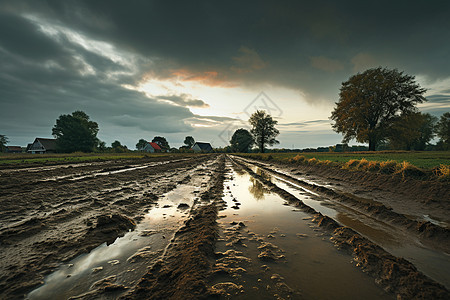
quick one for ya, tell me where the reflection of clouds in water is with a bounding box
[248,177,270,200]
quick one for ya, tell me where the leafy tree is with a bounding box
[52,111,99,153]
[111,140,128,153]
[249,110,279,153]
[184,136,195,148]
[230,128,254,152]
[386,112,436,150]
[436,112,450,150]
[152,136,170,151]
[96,140,107,152]
[136,139,148,151]
[0,134,8,152]
[331,67,426,151]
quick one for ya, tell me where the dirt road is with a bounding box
[0,154,448,299]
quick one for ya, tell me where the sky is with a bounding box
[1,0,449,149]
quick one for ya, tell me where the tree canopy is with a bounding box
[249,110,279,153]
[152,136,170,151]
[111,140,128,153]
[330,67,426,150]
[184,136,195,148]
[52,111,99,153]
[0,134,8,152]
[136,139,147,150]
[436,112,450,150]
[386,112,436,150]
[230,128,254,152]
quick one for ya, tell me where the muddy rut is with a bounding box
[0,154,448,299]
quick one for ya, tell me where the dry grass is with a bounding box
[434,164,450,181]
[395,161,426,179]
[379,160,399,174]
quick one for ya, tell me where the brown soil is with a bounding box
[236,156,450,252]
[233,157,450,299]
[0,154,218,299]
[121,155,225,299]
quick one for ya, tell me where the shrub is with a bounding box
[395,161,426,179]
[366,161,381,172]
[290,155,306,164]
[379,160,399,174]
[307,158,318,164]
[434,164,450,181]
[343,159,360,169]
[357,158,370,170]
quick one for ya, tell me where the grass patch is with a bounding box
[237,151,450,180]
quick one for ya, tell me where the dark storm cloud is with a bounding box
[1,0,449,147]
[0,6,238,146]
[14,0,447,100]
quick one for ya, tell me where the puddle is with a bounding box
[248,164,450,288]
[212,162,390,299]
[39,158,191,182]
[27,184,198,299]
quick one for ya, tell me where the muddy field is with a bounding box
[0,154,449,299]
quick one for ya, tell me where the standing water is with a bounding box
[210,161,392,299]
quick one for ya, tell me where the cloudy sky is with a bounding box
[1,0,449,149]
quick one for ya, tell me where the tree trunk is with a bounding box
[368,139,376,151]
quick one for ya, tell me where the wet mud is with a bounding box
[1,153,449,299]
[235,156,450,252]
[0,154,217,299]
[232,157,449,299]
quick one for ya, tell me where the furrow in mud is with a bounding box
[0,154,218,299]
[121,155,225,300]
[231,156,449,299]
[234,156,450,253]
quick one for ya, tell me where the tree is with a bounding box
[152,136,170,151]
[111,140,127,153]
[136,139,147,151]
[0,134,8,152]
[386,112,436,150]
[184,136,195,148]
[52,111,99,153]
[436,112,450,150]
[249,110,279,153]
[96,140,107,152]
[330,67,426,151]
[230,128,254,152]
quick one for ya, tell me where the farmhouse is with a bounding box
[142,142,162,153]
[28,138,56,154]
[192,142,213,152]
[6,146,23,153]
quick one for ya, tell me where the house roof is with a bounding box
[6,146,22,151]
[193,142,212,150]
[36,138,56,150]
[149,142,161,150]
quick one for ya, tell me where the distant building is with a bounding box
[28,138,56,154]
[6,146,23,153]
[192,142,213,152]
[142,142,162,153]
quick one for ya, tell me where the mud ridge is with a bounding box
[0,155,218,299]
[121,155,225,299]
[235,156,450,252]
[231,156,450,300]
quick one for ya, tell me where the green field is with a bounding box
[238,151,450,170]
[0,152,187,165]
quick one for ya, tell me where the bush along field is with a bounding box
[237,152,450,181]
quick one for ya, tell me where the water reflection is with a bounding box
[248,177,270,200]
[248,168,272,200]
